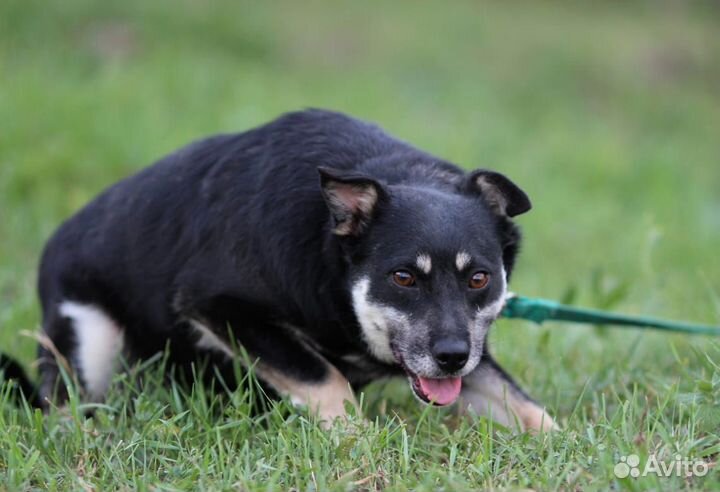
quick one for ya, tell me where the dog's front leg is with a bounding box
[190,313,358,426]
[459,353,556,432]
[254,357,358,426]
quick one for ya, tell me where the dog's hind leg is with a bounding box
[458,351,556,432]
[38,301,125,408]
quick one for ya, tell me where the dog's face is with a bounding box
[319,166,530,406]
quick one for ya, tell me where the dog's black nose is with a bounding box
[431,339,469,372]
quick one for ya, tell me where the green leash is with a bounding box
[502,295,720,336]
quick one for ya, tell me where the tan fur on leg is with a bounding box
[186,319,359,427]
[514,400,556,433]
[459,364,557,433]
[255,361,358,427]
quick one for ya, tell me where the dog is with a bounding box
[5,109,555,431]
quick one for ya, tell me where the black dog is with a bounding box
[10,109,554,431]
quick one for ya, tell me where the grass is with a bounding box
[1,0,719,489]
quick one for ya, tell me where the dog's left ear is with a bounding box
[466,170,532,217]
[318,167,386,236]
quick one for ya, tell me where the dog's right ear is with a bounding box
[318,167,386,236]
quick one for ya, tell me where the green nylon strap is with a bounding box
[501,295,720,336]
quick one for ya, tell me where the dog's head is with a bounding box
[319,166,531,406]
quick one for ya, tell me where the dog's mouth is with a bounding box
[408,373,462,406]
[391,345,462,406]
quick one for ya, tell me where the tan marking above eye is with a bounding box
[392,270,416,287]
[415,254,432,274]
[469,272,490,289]
[455,251,472,271]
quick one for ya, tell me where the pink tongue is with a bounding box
[417,376,462,405]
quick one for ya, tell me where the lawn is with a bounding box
[1,0,719,490]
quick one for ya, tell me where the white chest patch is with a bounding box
[59,301,124,401]
[350,277,403,363]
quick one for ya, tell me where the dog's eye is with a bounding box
[469,272,490,289]
[392,270,416,287]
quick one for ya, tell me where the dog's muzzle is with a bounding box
[391,344,464,406]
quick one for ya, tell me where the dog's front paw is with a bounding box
[516,404,558,433]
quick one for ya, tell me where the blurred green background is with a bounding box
[1,0,719,411]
